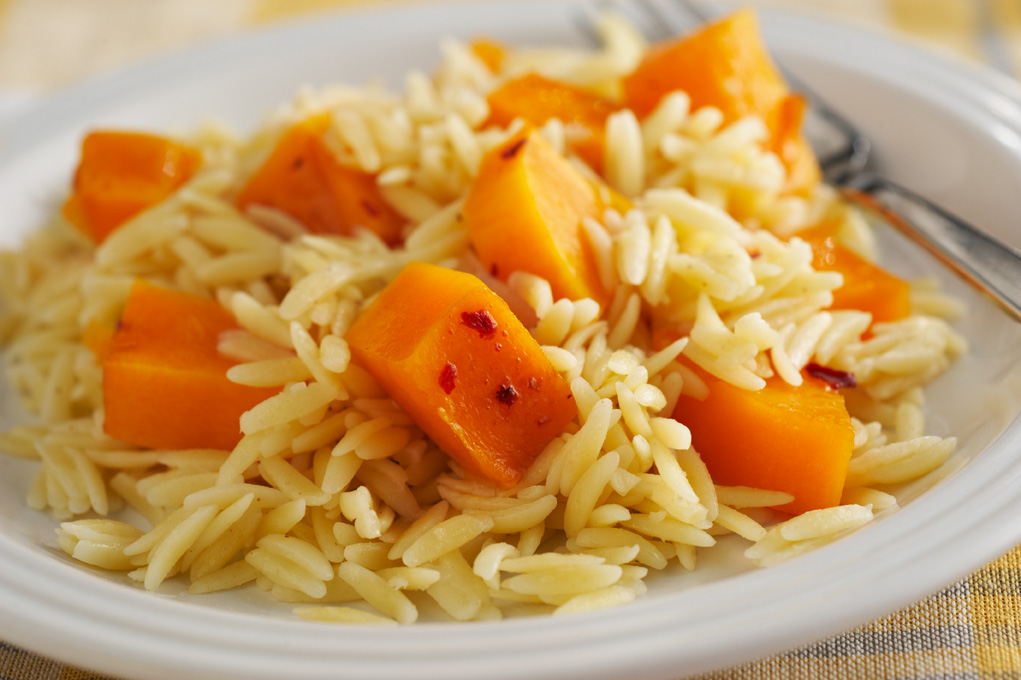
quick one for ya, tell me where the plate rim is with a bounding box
[1,2,1020,679]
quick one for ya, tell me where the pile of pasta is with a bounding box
[0,9,964,623]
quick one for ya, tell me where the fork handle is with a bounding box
[838,172,1021,323]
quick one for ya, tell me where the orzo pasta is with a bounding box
[0,8,965,624]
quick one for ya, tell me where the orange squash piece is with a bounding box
[799,223,911,324]
[62,131,201,244]
[485,72,619,171]
[235,114,404,245]
[470,38,507,73]
[102,281,279,451]
[463,127,612,306]
[621,8,819,194]
[770,94,819,198]
[346,262,577,487]
[82,320,116,363]
[672,362,854,515]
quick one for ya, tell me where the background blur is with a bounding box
[1,1,1020,678]
[0,0,1018,114]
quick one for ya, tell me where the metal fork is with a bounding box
[585,0,1021,322]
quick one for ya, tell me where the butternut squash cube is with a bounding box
[346,262,576,487]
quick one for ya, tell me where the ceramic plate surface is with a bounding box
[1,2,1020,679]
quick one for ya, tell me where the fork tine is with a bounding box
[571,7,603,45]
[573,0,684,45]
[670,0,710,23]
[631,0,694,40]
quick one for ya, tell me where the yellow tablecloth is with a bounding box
[0,1,1019,678]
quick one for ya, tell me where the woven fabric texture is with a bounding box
[687,545,1021,680]
[0,1,1018,678]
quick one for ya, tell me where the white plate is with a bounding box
[1,2,1020,679]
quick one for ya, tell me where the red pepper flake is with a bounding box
[805,363,857,390]
[438,362,458,394]
[360,200,379,217]
[460,310,498,338]
[490,263,500,277]
[495,383,519,406]
[292,156,306,170]
[501,137,527,160]
[494,343,502,352]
